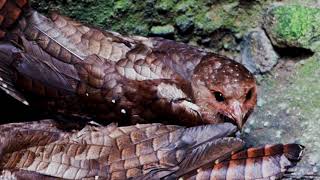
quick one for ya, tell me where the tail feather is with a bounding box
[180,144,305,180]
[283,143,305,161]
[0,0,29,38]
[228,143,304,161]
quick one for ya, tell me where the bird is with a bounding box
[0,119,304,180]
[0,0,257,128]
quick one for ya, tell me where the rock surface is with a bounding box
[241,28,279,74]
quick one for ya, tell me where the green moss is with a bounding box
[194,1,270,36]
[29,0,277,53]
[114,0,132,12]
[111,13,150,35]
[255,54,320,128]
[156,0,176,11]
[151,25,175,35]
[266,5,320,51]
[173,0,243,34]
[30,0,153,35]
[233,3,264,35]
[175,15,193,32]
[274,6,319,42]
[287,57,320,115]
[283,55,320,154]
[194,11,219,33]
[175,0,195,13]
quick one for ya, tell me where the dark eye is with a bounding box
[214,92,225,102]
[246,88,253,101]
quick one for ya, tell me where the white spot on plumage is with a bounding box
[0,77,3,81]
[112,99,116,103]
[88,121,103,127]
[2,83,7,88]
[23,101,29,106]
[213,62,221,69]
[85,93,89,96]
[121,109,126,114]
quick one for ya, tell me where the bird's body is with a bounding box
[0,0,257,127]
[0,120,304,180]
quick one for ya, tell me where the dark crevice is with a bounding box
[199,28,236,49]
[274,46,315,59]
[261,27,315,60]
[239,0,260,7]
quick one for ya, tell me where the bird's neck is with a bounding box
[151,37,208,81]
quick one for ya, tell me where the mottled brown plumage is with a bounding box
[0,120,304,180]
[0,0,256,128]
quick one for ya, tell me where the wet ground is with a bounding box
[242,55,320,178]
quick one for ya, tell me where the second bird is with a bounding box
[0,0,257,128]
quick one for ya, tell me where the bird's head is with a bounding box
[190,55,257,129]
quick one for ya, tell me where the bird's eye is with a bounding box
[214,92,225,102]
[246,88,253,101]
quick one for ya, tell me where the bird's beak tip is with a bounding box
[228,101,245,130]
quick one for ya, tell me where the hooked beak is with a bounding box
[228,101,245,129]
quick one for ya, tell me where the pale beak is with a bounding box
[229,101,245,129]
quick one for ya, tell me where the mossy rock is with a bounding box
[29,0,275,53]
[151,25,175,36]
[175,15,194,32]
[264,4,320,52]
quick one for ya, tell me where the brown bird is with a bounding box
[0,0,257,128]
[0,120,304,180]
